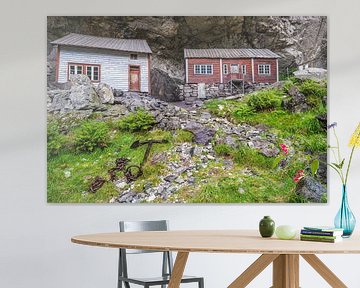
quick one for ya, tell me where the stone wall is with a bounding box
[179,83,238,102]
[178,81,272,102]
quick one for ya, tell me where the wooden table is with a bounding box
[72,230,360,288]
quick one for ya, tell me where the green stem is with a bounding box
[333,128,342,165]
[345,145,356,186]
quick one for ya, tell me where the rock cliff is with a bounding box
[47,16,327,97]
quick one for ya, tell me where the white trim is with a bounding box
[276,59,279,82]
[220,59,223,83]
[251,58,255,82]
[258,64,271,75]
[194,64,213,75]
[185,59,189,83]
[223,64,229,75]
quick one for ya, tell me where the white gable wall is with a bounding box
[57,46,149,92]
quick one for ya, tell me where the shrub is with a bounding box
[118,109,156,132]
[47,120,66,157]
[232,103,255,119]
[214,144,234,156]
[299,80,327,98]
[247,89,283,111]
[74,121,110,152]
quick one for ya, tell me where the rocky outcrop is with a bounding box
[282,86,309,113]
[48,75,105,112]
[295,176,326,202]
[150,68,181,102]
[293,68,327,82]
[48,16,327,92]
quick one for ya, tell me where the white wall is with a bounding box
[1,1,360,288]
[58,46,149,92]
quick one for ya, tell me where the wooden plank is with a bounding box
[301,254,347,288]
[228,254,279,288]
[272,255,299,288]
[287,255,299,288]
[273,254,286,287]
[71,230,360,254]
[168,252,189,288]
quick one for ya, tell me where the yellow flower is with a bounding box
[349,122,360,147]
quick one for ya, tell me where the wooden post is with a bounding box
[168,252,189,288]
[272,254,299,288]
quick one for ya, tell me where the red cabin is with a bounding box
[184,48,280,85]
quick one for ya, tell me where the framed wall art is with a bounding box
[47,16,327,203]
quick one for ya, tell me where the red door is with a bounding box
[129,66,140,91]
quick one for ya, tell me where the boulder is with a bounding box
[150,68,181,102]
[295,176,327,202]
[316,113,327,131]
[48,74,105,112]
[69,75,103,110]
[96,83,114,104]
[184,121,215,145]
[282,86,309,113]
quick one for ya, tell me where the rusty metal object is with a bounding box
[88,140,168,191]
[124,139,169,182]
[88,176,106,193]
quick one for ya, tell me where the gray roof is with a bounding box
[51,33,152,54]
[184,48,280,59]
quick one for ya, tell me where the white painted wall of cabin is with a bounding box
[58,46,149,92]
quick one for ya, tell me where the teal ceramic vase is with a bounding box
[259,216,275,238]
[334,185,356,237]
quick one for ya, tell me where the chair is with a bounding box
[118,220,204,288]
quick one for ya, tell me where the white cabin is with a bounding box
[51,33,152,93]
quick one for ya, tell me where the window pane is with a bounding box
[86,66,92,79]
[195,65,200,74]
[231,64,239,73]
[206,65,212,74]
[70,66,75,75]
[201,65,206,74]
[223,64,228,74]
[77,66,83,74]
[242,65,246,74]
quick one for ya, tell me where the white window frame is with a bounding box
[194,64,213,75]
[230,64,239,73]
[258,64,271,75]
[223,64,229,74]
[241,64,247,75]
[86,65,100,81]
[68,63,100,82]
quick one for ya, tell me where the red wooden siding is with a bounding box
[253,59,278,83]
[222,59,252,83]
[186,58,278,84]
[187,58,221,84]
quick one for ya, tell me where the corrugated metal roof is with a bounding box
[184,48,280,59]
[51,33,152,54]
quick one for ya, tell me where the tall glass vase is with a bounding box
[334,185,356,237]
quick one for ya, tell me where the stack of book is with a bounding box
[300,226,344,243]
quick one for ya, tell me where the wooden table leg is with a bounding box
[272,254,299,288]
[228,254,279,288]
[168,252,189,288]
[301,254,347,288]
